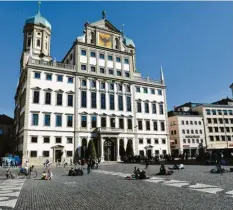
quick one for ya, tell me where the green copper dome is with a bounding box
[25,12,51,30]
[123,35,135,48]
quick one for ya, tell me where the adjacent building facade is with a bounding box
[168,104,205,157]
[14,7,170,164]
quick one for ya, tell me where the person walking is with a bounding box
[87,160,91,174]
[145,158,149,169]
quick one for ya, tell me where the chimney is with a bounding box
[230,83,233,98]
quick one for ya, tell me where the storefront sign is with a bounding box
[185,135,200,138]
[183,145,190,148]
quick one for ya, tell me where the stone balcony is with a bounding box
[28,58,76,71]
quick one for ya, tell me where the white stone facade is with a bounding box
[14,10,170,164]
[168,114,205,157]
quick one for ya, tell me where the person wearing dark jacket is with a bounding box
[87,160,91,174]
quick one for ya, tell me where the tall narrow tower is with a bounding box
[21,2,52,68]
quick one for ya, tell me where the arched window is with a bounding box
[37,39,41,47]
[115,38,119,49]
[91,32,95,44]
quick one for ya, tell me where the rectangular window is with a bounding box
[119,118,124,129]
[182,129,185,134]
[56,115,62,127]
[101,82,105,89]
[127,119,132,129]
[125,72,130,78]
[146,121,150,130]
[109,69,114,75]
[157,89,162,95]
[153,121,158,131]
[118,84,122,91]
[91,92,97,108]
[44,114,51,126]
[91,116,97,128]
[45,92,51,105]
[229,110,233,115]
[108,55,113,61]
[151,89,155,94]
[138,120,142,130]
[117,71,122,76]
[99,54,104,59]
[127,96,131,112]
[159,104,164,115]
[81,64,86,71]
[181,120,184,125]
[223,110,228,115]
[68,95,73,107]
[160,121,165,131]
[57,75,63,82]
[152,104,157,114]
[154,139,159,144]
[124,58,129,64]
[56,93,63,106]
[147,139,151,144]
[101,117,106,127]
[81,91,87,107]
[90,52,96,57]
[67,151,73,157]
[110,94,115,110]
[110,118,115,128]
[43,151,50,157]
[139,139,143,144]
[67,115,73,127]
[46,74,52,81]
[34,72,41,79]
[162,139,166,144]
[81,116,87,128]
[44,137,50,143]
[109,83,114,91]
[137,102,142,113]
[118,95,123,111]
[68,77,73,84]
[91,80,96,88]
[32,113,39,126]
[30,151,37,157]
[81,50,86,56]
[116,57,121,62]
[206,109,211,115]
[100,68,105,74]
[33,91,40,103]
[67,138,73,144]
[101,93,106,109]
[31,136,37,143]
[136,87,140,93]
[143,88,148,94]
[91,66,96,72]
[145,103,149,113]
[56,137,62,143]
[126,85,131,93]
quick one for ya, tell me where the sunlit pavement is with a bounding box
[1,164,233,210]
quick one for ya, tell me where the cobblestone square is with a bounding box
[1,164,233,210]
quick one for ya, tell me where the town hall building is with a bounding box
[14,5,169,164]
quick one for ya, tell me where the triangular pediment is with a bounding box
[90,19,121,33]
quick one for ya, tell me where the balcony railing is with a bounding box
[28,58,75,70]
[97,127,122,134]
[134,76,162,85]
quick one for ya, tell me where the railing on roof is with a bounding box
[134,76,162,85]
[28,58,75,70]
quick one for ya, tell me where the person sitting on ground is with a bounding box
[47,170,53,180]
[160,164,166,174]
[41,171,47,180]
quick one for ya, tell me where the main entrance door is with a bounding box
[55,150,62,162]
[104,139,115,161]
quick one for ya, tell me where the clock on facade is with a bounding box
[98,32,112,48]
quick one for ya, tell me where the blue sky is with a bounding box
[0,2,233,117]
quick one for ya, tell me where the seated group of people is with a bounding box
[132,167,148,179]
[41,170,53,180]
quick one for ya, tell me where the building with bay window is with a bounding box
[14,6,169,164]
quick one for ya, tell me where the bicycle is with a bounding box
[18,165,37,179]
